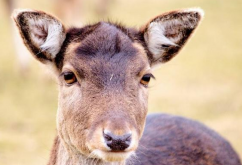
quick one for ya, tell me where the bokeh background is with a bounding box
[0,0,242,164]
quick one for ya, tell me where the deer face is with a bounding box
[57,23,150,161]
[13,9,203,162]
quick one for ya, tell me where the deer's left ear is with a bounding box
[141,8,204,66]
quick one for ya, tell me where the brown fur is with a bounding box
[12,8,241,165]
[48,136,60,165]
[135,114,241,165]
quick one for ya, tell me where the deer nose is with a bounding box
[103,131,132,151]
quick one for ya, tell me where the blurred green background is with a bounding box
[0,0,242,164]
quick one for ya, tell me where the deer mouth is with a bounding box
[90,149,135,162]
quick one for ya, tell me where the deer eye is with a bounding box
[63,72,77,84]
[140,73,155,87]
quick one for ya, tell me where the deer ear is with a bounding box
[141,8,204,66]
[12,9,66,67]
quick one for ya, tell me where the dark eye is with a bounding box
[63,72,77,84]
[140,73,155,87]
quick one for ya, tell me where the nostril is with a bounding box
[124,134,132,145]
[104,133,112,142]
[125,134,132,142]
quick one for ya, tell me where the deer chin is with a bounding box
[90,149,135,162]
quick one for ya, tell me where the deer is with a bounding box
[12,8,242,165]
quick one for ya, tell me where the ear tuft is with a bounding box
[12,9,34,18]
[12,9,66,64]
[184,8,205,18]
[142,8,204,66]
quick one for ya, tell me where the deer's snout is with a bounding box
[87,116,140,162]
[104,130,132,151]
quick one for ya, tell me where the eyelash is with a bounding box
[60,71,77,85]
[59,71,155,87]
[140,73,155,87]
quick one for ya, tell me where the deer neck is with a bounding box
[49,136,126,165]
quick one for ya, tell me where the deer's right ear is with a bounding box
[12,9,66,69]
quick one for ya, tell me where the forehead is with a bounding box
[63,22,149,74]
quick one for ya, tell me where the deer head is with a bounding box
[12,8,203,163]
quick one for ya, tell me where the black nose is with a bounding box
[104,131,132,151]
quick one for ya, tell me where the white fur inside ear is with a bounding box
[144,8,203,61]
[28,16,65,59]
[184,8,205,18]
[145,22,177,60]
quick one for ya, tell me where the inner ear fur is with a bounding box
[12,9,66,65]
[141,8,204,66]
